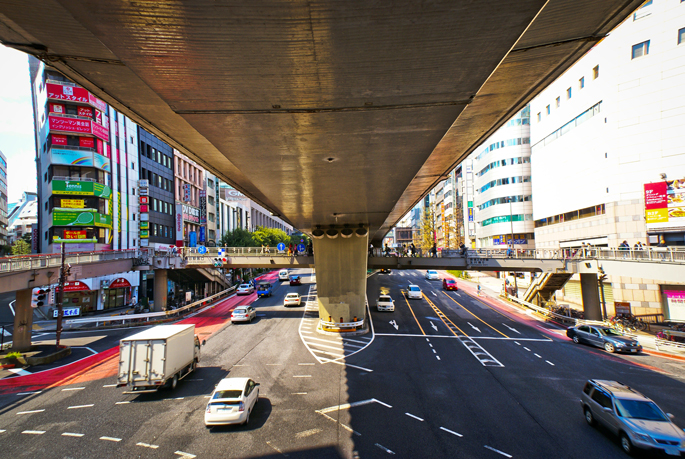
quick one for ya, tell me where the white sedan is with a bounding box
[284,293,302,307]
[425,270,440,280]
[376,295,395,312]
[406,284,422,299]
[231,305,256,323]
[236,283,255,295]
[205,377,260,427]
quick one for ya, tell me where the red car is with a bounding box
[289,275,301,286]
[443,279,458,291]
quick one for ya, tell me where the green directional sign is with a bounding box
[52,179,112,198]
[53,209,112,228]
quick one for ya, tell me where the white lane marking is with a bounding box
[429,343,433,347]
[17,409,44,415]
[266,440,288,456]
[100,436,122,442]
[318,358,373,372]
[534,353,542,358]
[317,398,391,414]
[440,426,463,437]
[295,428,322,438]
[310,349,346,358]
[62,432,84,437]
[373,399,393,408]
[73,346,97,355]
[22,430,45,435]
[233,364,248,367]
[431,291,437,297]
[467,322,481,333]
[175,451,197,458]
[432,349,437,354]
[137,442,160,449]
[405,412,424,421]
[300,330,313,334]
[523,347,531,351]
[375,334,551,341]
[426,338,430,342]
[501,323,521,334]
[174,397,184,400]
[7,368,31,376]
[0,429,5,433]
[339,337,370,345]
[546,360,555,366]
[298,363,315,366]
[115,401,131,405]
[292,392,308,395]
[17,391,42,395]
[375,443,396,454]
[436,355,441,360]
[293,375,311,378]
[68,404,94,409]
[484,445,513,458]
[431,323,438,331]
[389,320,399,330]
[62,387,85,391]
[514,341,521,345]
[102,384,117,388]
[306,341,353,352]
[266,364,282,366]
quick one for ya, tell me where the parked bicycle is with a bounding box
[608,314,647,332]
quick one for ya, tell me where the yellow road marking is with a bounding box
[401,290,426,335]
[422,293,469,337]
[441,291,509,338]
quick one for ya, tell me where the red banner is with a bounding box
[139,205,148,213]
[139,196,149,205]
[59,281,91,292]
[49,103,65,114]
[91,121,109,141]
[79,137,95,148]
[644,182,667,209]
[49,115,91,134]
[77,106,93,118]
[64,230,87,240]
[46,83,89,103]
[97,139,103,155]
[52,134,67,146]
[108,278,131,289]
[88,93,107,113]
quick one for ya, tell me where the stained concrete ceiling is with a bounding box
[0,0,643,242]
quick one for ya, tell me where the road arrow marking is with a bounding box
[502,323,521,334]
[467,322,481,333]
[431,323,438,331]
[389,320,399,330]
[431,291,437,296]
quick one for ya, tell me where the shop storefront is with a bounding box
[103,277,132,310]
[57,280,97,315]
[662,286,685,321]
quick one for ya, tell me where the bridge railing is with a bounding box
[0,249,138,275]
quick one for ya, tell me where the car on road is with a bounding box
[279,269,290,281]
[443,279,458,290]
[236,283,254,295]
[257,281,272,297]
[566,325,642,353]
[380,268,391,274]
[231,305,256,323]
[289,275,301,286]
[205,377,260,427]
[284,293,302,307]
[580,379,685,456]
[376,295,395,312]
[425,270,440,280]
[406,284,422,299]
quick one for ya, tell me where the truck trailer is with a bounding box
[117,324,202,393]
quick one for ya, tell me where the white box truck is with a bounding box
[117,324,202,393]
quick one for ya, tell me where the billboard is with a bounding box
[49,149,110,172]
[644,178,685,227]
[91,120,109,141]
[46,83,89,103]
[175,203,184,246]
[60,199,85,209]
[64,230,88,239]
[49,115,91,134]
[52,179,112,198]
[52,210,112,228]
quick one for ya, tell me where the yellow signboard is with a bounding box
[646,208,668,224]
[61,199,85,209]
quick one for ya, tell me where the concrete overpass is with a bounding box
[0,0,645,334]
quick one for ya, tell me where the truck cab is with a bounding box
[257,281,272,297]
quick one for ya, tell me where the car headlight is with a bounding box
[633,432,651,443]
[614,342,624,347]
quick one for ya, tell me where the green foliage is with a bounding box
[417,207,436,252]
[11,239,31,255]
[447,270,470,279]
[220,227,310,248]
[21,233,32,245]
[5,351,22,359]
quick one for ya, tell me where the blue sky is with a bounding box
[0,45,37,203]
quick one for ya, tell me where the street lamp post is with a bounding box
[507,197,518,297]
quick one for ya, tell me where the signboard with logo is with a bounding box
[645,179,685,228]
[140,230,149,238]
[199,226,205,242]
[199,190,207,224]
[64,230,88,239]
[52,210,112,228]
[77,106,93,117]
[663,289,685,321]
[182,204,200,223]
[183,183,191,202]
[88,94,107,113]
[46,83,89,103]
[139,221,149,230]
[50,149,93,167]
[49,115,91,134]
[468,207,474,222]
[79,137,95,148]
[93,153,110,171]
[60,199,85,209]
[91,120,109,141]
[57,281,91,292]
[139,196,149,205]
[52,134,67,145]
[52,180,112,198]
[175,203,184,246]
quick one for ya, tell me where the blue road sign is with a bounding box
[297,243,305,253]
[198,245,207,254]
[277,242,286,252]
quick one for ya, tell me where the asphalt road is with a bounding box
[0,268,684,458]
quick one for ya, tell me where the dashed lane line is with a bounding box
[293,375,311,378]
[62,432,84,437]
[22,430,45,435]
[0,429,5,433]
[115,401,131,405]
[534,353,542,358]
[175,451,197,458]
[137,442,160,449]
[62,387,85,391]
[17,409,44,415]
[68,404,94,409]
[292,392,308,395]
[440,426,463,437]
[441,291,509,338]
[375,443,396,455]
[295,428,323,439]
[100,436,122,442]
[546,360,555,366]
[266,441,288,456]
[102,384,117,388]
[17,391,42,396]
[298,363,315,365]
[484,445,513,458]
[405,412,424,422]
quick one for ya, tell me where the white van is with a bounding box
[279,269,290,281]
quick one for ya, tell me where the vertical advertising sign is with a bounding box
[175,203,184,247]
[199,226,206,243]
[644,182,668,224]
[199,190,207,224]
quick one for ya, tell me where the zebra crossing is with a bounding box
[298,284,373,364]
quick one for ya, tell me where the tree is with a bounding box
[11,239,31,255]
[21,233,32,245]
[219,226,307,248]
[220,228,257,247]
[417,207,437,252]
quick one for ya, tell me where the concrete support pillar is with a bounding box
[12,288,33,352]
[580,273,602,321]
[312,233,368,325]
[153,269,168,312]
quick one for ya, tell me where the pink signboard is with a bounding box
[91,121,109,141]
[88,93,108,113]
[96,139,103,156]
[49,103,64,114]
[77,106,93,118]
[79,137,95,148]
[52,134,67,146]
[49,115,91,134]
[644,182,667,209]
[46,83,89,103]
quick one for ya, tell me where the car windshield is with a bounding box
[445,280,455,284]
[428,271,437,275]
[614,399,668,421]
[235,308,247,313]
[239,284,250,288]
[379,297,391,302]
[597,328,623,336]
[409,286,420,292]
[286,294,298,299]
[212,390,243,399]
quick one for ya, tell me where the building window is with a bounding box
[537,112,541,123]
[546,105,550,115]
[593,65,599,79]
[555,97,560,108]
[566,87,572,99]
[679,28,685,45]
[579,77,584,89]
[633,0,652,20]
[631,40,650,59]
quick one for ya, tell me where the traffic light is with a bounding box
[31,288,51,308]
[214,258,223,267]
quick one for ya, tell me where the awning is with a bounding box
[108,278,132,289]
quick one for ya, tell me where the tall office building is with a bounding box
[529,0,685,319]
[174,150,204,246]
[0,150,8,248]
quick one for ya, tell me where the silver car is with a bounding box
[581,379,685,456]
[231,305,256,323]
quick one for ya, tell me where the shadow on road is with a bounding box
[207,397,273,433]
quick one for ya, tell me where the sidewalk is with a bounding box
[448,271,685,362]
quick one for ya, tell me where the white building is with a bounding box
[529,0,685,318]
[472,105,534,250]
[7,191,38,245]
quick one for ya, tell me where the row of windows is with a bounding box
[176,157,203,186]
[537,66,598,122]
[150,223,173,239]
[531,102,602,152]
[478,176,531,194]
[477,194,532,211]
[475,137,531,161]
[480,214,533,227]
[141,168,173,193]
[475,156,531,177]
[534,204,606,228]
[140,142,173,170]
[150,197,174,215]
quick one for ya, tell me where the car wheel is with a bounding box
[244,409,250,426]
[584,408,596,427]
[620,433,634,456]
[604,342,616,353]
[572,335,580,344]
[170,374,178,390]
